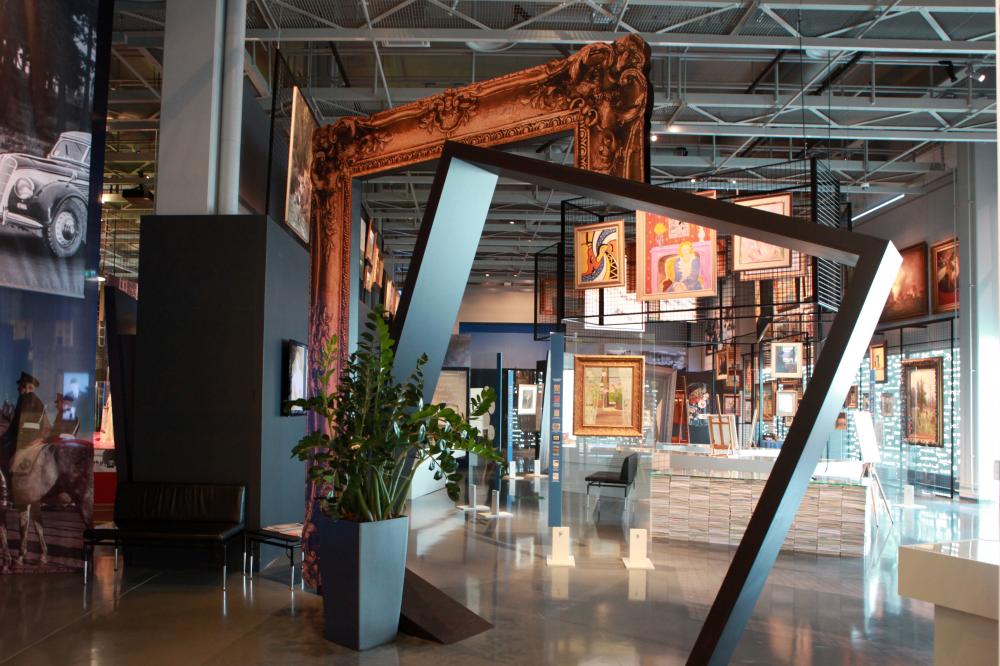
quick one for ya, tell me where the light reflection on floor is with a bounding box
[0,479,993,665]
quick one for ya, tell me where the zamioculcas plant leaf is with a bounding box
[288,307,504,522]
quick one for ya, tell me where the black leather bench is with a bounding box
[83,482,246,589]
[585,453,639,498]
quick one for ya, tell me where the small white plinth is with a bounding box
[621,528,655,570]
[456,504,491,512]
[547,526,575,567]
[484,511,513,520]
[502,474,523,480]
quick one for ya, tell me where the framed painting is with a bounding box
[636,194,718,301]
[538,277,557,316]
[518,384,538,415]
[844,385,859,410]
[574,219,625,290]
[902,357,943,446]
[869,342,887,383]
[365,225,376,261]
[722,393,738,415]
[715,346,730,380]
[281,340,308,416]
[732,193,792,271]
[882,242,928,323]
[835,412,847,430]
[284,86,317,245]
[573,355,644,437]
[775,389,798,417]
[762,381,775,420]
[880,393,894,417]
[771,341,804,379]
[930,238,959,314]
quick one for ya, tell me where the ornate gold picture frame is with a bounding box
[573,355,644,437]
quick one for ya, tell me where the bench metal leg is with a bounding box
[114,545,119,572]
[222,543,228,591]
[289,547,295,590]
[83,544,90,584]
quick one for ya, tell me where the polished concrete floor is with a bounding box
[0,479,994,665]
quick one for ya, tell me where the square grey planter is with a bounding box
[318,514,409,651]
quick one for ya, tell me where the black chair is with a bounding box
[585,453,639,498]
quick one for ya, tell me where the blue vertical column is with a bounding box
[547,333,565,528]
[506,369,515,471]
[494,352,503,489]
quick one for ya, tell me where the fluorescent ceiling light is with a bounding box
[852,194,904,222]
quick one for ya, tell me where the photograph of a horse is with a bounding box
[1,402,93,573]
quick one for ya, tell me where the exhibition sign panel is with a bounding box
[303,35,651,588]
[0,0,112,575]
[397,141,900,664]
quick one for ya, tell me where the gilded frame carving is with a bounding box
[303,35,651,586]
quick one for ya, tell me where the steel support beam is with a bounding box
[392,141,900,663]
[659,121,996,141]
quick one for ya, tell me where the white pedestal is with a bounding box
[895,483,926,510]
[504,462,523,480]
[456,485,490,512]
[622,528,655,570]
[546,526,575,567]
[627,569,647,601]
[484,489,513,520]
[899,540,999,666]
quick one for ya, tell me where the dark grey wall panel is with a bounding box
[135,214,307,534]
[259,220,309,530]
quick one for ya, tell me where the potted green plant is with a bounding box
[289,309,501,651]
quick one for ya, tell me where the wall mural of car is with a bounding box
[0,131,92,258]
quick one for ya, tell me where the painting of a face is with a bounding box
[636,193,717,302]
[574,219,625,290]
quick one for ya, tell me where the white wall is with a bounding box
[853,174,957,248]
[455,286,535,329]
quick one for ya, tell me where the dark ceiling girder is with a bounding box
[391,141,901,665]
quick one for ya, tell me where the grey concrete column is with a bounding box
[217,0,246,214]
[156,0,225,215]
[957,143,999,501]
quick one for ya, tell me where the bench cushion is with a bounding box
[585,471,626,484]
[85,521,243,543]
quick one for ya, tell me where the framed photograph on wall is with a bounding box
[902,357,944,446]
[930,238,959,314]
[282,340,308,416]
[869,342,887,383]
[573,355,644,437]
[771,341,804,379]
[285,86,317,244]
[517,384,538,415]
[573,219,625,290]
[732,193,792,271]
[636,202,718,301]
[882,242,928,323]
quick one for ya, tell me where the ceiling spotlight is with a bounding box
[667,124,681,133]
[650,134,658,142]
[690,178,697,183]
[509,220,515,224]
[976,69,987,83]
[485,273,490,277]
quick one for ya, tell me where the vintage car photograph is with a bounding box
[0,131,91,259]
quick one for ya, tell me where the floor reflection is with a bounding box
[0,479,991,664]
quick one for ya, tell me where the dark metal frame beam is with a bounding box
[391,141,901,664]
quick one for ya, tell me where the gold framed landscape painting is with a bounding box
[902,357,944,446]
[574,219,625,290]
[732,193,792,271]
[573,355,644,437]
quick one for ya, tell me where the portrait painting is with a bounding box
[733,193,792,271]
[902,357,943,446]
[771,341,804,379]
[722,393,738,415]
[573,355,644,437]
[636,192,718,301]
[882,242,928,323]
[574,219,625,290]
[284,86,317,244]
[835,412,847,430]
[715,346,729,380]
[869,342,887,383]
[931,238,959,314]
[518,384,538,416]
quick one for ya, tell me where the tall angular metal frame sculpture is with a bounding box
[393,141,901,664]
[304,35,651,588]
